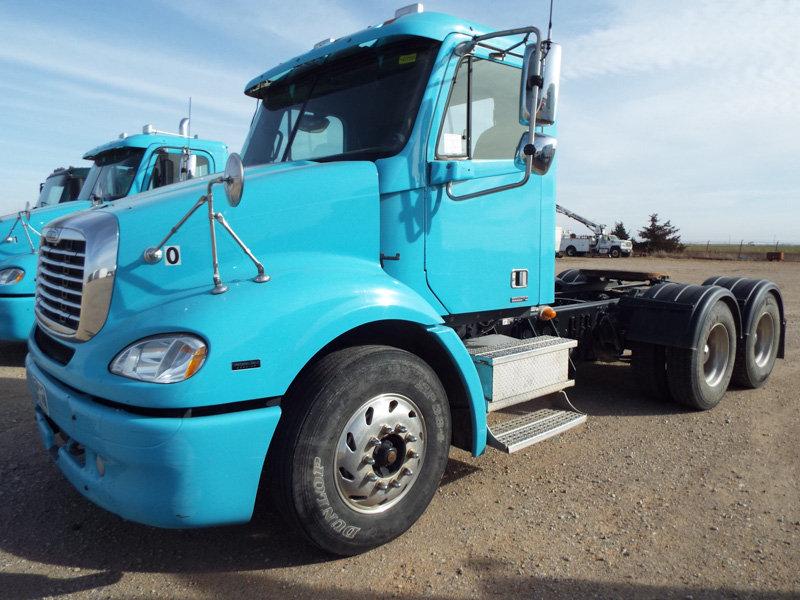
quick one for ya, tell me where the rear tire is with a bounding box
[565,246,577,257]
[631,343,671,401]
[268,345,451,556]
[666,301,736,410]
[732,294,781,389]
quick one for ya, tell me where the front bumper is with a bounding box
[0,294,34,341]
[26,355,281,528]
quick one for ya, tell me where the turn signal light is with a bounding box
[539,306,557,321]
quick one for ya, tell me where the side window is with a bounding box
[147,150,210,190]
[192,155,210,177]
[437,57,524,160]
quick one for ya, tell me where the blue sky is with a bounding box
[1,0,798,242]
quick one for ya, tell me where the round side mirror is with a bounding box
[223,153,245,207]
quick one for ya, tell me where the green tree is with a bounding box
[637,213,685,253]
[611,221,630,240]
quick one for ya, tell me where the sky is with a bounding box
[0,0,798,242]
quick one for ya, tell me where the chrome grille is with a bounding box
[35,231,86,335]
[35,211,119,342]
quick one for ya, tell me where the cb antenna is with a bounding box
[547,0,554,41]
[188,96,192,138]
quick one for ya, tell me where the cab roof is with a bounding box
[83,133,227,160]
[244,11,504,96]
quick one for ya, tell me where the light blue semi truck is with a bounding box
[0,120,227,340]
[26,6,785,555]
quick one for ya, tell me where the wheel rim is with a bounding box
[753,311,775,368]
[702,323,730,387]
[334,393,426,514]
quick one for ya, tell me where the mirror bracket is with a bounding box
[142,153,269,293]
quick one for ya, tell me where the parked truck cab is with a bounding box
[26,6,785,556]
[0,121,227,341]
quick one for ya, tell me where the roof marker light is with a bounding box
[395,3,423,18]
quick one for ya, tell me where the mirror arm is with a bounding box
[447,27,542,202]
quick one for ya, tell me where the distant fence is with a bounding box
[646,243,800,262]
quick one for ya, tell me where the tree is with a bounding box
[611,221,630,240]
[637,213,685,254]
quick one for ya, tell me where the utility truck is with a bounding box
[557,203,632,257]
[0,120,227,341]
[26,6,785,556]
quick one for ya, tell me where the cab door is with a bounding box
[425,55,546,315]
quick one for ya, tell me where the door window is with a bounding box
[437,57,524,160]
[147,150,210,190]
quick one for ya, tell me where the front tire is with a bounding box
[609,247,621,258]
[732,294,781,388]
[666,301,737,410]
[269,345,451,555]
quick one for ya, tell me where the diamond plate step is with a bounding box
[487,408,586,453]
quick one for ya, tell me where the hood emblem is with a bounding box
[45,228,62,245]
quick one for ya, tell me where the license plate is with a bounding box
[33,376,49,415]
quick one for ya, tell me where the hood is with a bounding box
[0,201,92,258]
[50,160,381,318]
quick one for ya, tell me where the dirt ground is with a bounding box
[0,257,797,599]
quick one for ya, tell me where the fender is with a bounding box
[618,282,742,350]
[702,276,786,359]
[30,255,487,441]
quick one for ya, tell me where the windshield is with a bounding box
[78,148,145,202]
[37,174,69,208]
[242,35,440,167]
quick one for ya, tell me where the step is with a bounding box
[487,407,586,453]
[466,334,577,411]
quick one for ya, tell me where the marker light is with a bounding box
[0,268,24,285]
[110,334,208,383]
[539,306,558,321]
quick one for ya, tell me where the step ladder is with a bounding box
[466,334,586,453]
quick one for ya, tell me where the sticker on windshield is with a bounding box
[165,246,181,266]
[399,53,417,65]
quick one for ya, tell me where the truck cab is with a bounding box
[25,6,784,556]
[0,121,227,340]
[36,166,89,209]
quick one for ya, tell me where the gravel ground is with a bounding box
[0,257,797,599]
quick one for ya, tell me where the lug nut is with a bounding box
[401,467,413,477]
[366,473,378,482]
[407,449,419,459]
[379,425,393,436]
[362,456,376,466]
[368,437,381,448]
[405,434,417,443]
[389,480,402,489]
[376,482,389,491]
[395,424,408,433]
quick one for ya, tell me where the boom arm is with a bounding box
[556,204,608,236]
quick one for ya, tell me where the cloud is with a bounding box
[555,0,800,241]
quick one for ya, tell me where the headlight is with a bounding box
[109,334,207,383]
[0,267,24,285]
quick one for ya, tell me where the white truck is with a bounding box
[557,204,632,258]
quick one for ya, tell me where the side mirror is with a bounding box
[180,153,197,181]
[519,41,561,126]
[223,153,245,207]
[537,42,561,126]
[515,133,558,176]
